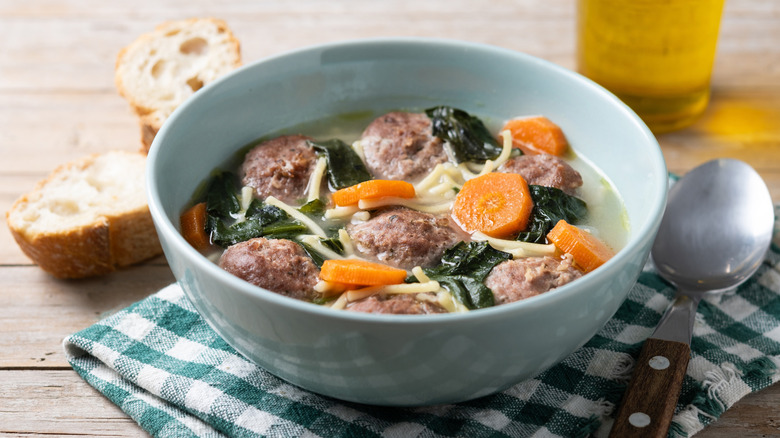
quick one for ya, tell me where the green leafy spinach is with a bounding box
[203,171,306,247]
[424,106,503,163]
[308,139,371,190]
[516,185,588,244]
[299,237,345,268]
[204,171,241,219]
[417,241,512,310]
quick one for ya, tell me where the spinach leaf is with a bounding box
[245,199,287,224]
[205,171,241,218]
[299,197,345,239]
[296,200,344,266]
[424,106,503,163]
[298,198,326,216]
[208,200,306,247]
[299,237,344,268]
[419,241,512,310]
[308,139,371,190]
[319,237,344,254]
[437,276,495,310]
[516,185,588,244]
[201,171,307,247]
[298,243,325,267]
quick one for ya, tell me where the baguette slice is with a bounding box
[6,151,162,279]
[115,18,242,152]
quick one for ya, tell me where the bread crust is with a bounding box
[115,18,242,152]
[108,204,162,268]
[8,211,114,278]
[6,151,162,279]
[139,113,161,152]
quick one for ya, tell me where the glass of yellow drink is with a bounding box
[577,0,726,134]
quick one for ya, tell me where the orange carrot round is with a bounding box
[180,202,211,251]
[546,220,615,272]
[332,179,416,207]
[320,259,408,287]
[451,172,534,238]
[501,116,569,156]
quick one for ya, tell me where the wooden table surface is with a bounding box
[1,1,778,436]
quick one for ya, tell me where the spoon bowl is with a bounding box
[652,158,774,293]
[610,158,774,437]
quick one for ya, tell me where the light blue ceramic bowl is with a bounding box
[147,38,667,406]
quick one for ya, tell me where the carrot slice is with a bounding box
[452,172,534,238]
[320,259,408,287]
[332,179,415,207]
[501,116,569,156]
[547,220,615,272]
[180,202,211,251]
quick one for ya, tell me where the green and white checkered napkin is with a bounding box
[64,205,780,438]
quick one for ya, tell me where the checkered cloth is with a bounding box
[64,205,780,438]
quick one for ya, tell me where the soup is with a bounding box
[180,107,628,314]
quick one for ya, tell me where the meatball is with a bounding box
[360,112,448,181]
[241,134,317,203]
[484,254,582,304]
[218,237,319,301]
[499,153,583,195]
[347,207,459,269]
[345,294,447,315]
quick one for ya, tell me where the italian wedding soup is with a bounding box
[180,107,628,314]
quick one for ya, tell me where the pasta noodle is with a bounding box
[471,231,557,258]
[266,196,328,238]
[299,235,345,260]
[325,205,360,220]
[357,197,453,214]
[306,157,328,203]
[344,281,440,302]
[337,229,355,256]
[233,186,256,224]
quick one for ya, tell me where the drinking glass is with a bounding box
[577,0,726,134]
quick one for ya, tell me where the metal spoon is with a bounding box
[610,158,774,438]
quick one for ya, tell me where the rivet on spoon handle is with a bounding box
[609,338,691,438]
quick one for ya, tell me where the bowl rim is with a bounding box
[147,36,668,325]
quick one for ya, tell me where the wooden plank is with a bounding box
[662,89,780,145]
[655,87,780,199]
[0,370,147,437]
[0,369,778,437]
[0,0,577,93]
[0,265,174,369]
[701,387,780,437]
[0,92,142,172]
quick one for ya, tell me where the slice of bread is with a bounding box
[6,151,162,279]
[115,18,242,152]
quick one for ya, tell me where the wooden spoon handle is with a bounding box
[609,338,691,438]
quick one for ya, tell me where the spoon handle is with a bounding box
[609,338,691,438]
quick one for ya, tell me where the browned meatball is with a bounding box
[347,207,460,269]
[218,237,319,301]
[345,293,447,315]
[484,254,582,304]
[241,134,316,203]
[360,112,448,181]
[499,154,583,195]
